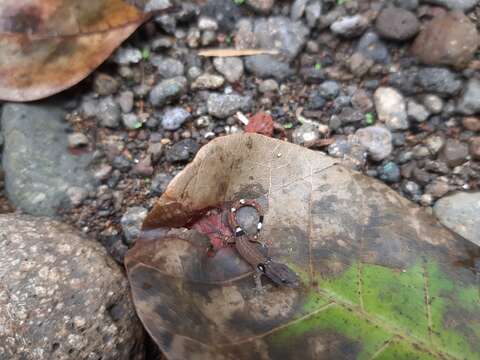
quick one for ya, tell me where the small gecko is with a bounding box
[227,199,300,290]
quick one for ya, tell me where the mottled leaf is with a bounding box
[126,134,480,360]
[0,0,154,101]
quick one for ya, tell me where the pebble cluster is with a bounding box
[1,0,480,260]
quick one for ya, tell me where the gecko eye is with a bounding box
[257,264,266,273]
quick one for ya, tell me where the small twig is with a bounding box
[198,48,280,57]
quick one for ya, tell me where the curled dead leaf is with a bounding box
[0,0,166,101]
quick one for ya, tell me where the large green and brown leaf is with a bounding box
[125,134,480,360]
[0,0,153,101]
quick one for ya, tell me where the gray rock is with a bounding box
[374,87,409,130]
[319,81,341,100]
[187,66,202,81]
[338,107,365,124]
[422,94,444,114]
[378,161,401,183]
[191,73,225,90]
[253,17,309,62]
[407,100,430,122]
[356,32,390,64]
[68,132,89,148]
[166,139,200,162]
[213,57,244,83]
[411,145,429,160]
[149,76,187,107]
[457,78,480,115]
[425,135,445,155]
[355,125,393,161]
[94,164,113,181]
[351,89,373,112]
[415,68,462,96]
[0,214,144,359]
[207,93,253,118]
[201,0,243,31]
[113,47,142,65]
[146,0,171,11]
[434,191,480,246]
[291,0,323,27]
[375,6,420,41]
[387,69,418,95]
[426,178,450,198]
[420,0,478,11]
[307,91,326,110]
[292,123,320,145]
[402,180,421,200]
[121,206,148,245]
[151,56,185,78]
[259,79,279,93]
[305,1,322,27]
[1,104,95,216]
[420,193,434,206]
[151,172,174,195]
[330,15,369,38]
[291,0,309,21]
[348,53,374,77]
[441,139,469,166]
[195,115,212,128]
[112,155,131,172]
[241,17,309,79]
[198,16,219,31]
[161,107,191,130]
[97,96,121,128]
[201,31,215,47]
[67,186,89,206]
[247,0,275,13]
[327,136,368,170]
[93,73,120,96]
[245,55,294,80]
[118,91,134,113]
[122,113,142,130]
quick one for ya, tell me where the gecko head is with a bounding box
[262,262,300,288]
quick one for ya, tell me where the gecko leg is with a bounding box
[253,269,266,294]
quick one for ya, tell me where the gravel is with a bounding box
[457,78,480,115]
[207,93,253,118]
[355,126,393,161]
[374,87,409,130]
[97,96,121,128]
[161,107,192,130]
[149,76,188,107]
[415,68,463,96]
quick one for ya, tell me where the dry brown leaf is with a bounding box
[198,48,279,57]
[126,134,480,360]
[0,0,154,101]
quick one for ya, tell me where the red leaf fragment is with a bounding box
[245,112,274,137]
[191,208,233,250]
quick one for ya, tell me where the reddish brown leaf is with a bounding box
[245,112,274,137]
[0,0,152,101]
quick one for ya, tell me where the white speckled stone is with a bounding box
[0,214,145,360]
